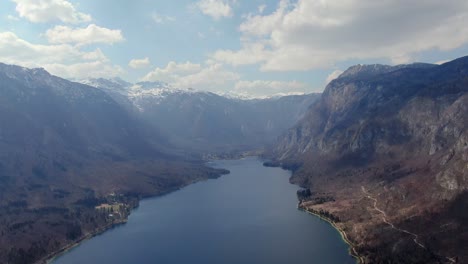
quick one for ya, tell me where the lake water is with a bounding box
[52,157,354,264]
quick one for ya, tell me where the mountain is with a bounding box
[0,63,226,264]
[269,57,468,263]
[84,78,320,155]
[0,63,317,264]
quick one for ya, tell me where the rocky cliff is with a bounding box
[271,57,468,263]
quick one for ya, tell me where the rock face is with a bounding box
[271,57,468,263]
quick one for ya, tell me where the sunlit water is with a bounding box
[52,157,354,264]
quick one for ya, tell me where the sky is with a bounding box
[1,0,468,98]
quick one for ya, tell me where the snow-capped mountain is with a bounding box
[0,63,164,159]
[81,77,131,95]
[81,77,321,153]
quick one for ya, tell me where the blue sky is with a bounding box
[1,0,468,97]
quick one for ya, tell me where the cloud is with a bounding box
[240,0,291,37]
[129,57,151,69]
[211,43,271,66]
[12,0,92,23]
[0,31,121,79]
[151,12,176,24]
[214,0,468,71]
[142,61,239,92]
[325,69,344,84]
[45,24,124,46]
[258,4,267,14]
[233,80,309,98]
[142,61,202,82]
[0,31,103,63]
[196,0,233,20]
[6,15,20,21]
[45,61,123,79]
[141,61,314,97]
[174,63,239,90]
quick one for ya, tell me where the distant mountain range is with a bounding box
[268,57,468,263]
[81,78,320,155]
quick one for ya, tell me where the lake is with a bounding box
[51,157,354,264]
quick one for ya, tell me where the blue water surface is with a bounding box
[52,157,354,264]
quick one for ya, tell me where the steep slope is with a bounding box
[270,57,468,263]
[0,63,226,264]
[133,89,320,154]
[85,79,320,155]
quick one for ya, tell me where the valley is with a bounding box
[49,157,354,264]
[83,78,320,155]
[1,1,467,264]
[0,56,467,264]
[0,63,318,264]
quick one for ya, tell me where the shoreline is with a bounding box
[262,160,363,263]
[40,162,230,264]
[39,219,128,264]
[41,158,359,264]
[298,203,365,264]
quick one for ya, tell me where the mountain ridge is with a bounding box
[82,77,321,155]
[269,56,468,263]
[0,62,228,264]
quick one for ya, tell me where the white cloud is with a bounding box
[45,24,124,46]
[0,31,121,79]
[142,61,239,92]
[12,0,92,23]
[325,70,344,84]
[174,63,239,90]
[258,4,267,14]
[196,0,233,20]
[211,43,271,66]
[233,80,309,98]
[0,31,101,64]
[240,0,291,37]
[141,61,314,97]
[151,12,176,24]
[6,15,20,21]
[214,0,468,71]
[45,61,123,79]
[142,61,202,82]
[129,57,151,69]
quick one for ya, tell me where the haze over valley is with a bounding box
[0,1,467,264]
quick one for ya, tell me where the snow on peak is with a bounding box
[134,81,171,90]
[220,91,306,100]
[81,78,213,100]
[80,77,131,94]
[80,78,305,102]
[128,81,201,99]
[0,63,50,81]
